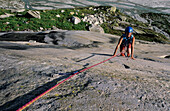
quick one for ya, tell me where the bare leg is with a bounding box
[120,45,125,56]
[127,44,131,57]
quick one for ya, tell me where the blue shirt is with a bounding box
[121,34,134,46]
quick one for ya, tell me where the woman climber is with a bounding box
[113,26,135,60]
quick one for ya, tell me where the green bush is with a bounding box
[0,8,87,31]
[101,23,123,36]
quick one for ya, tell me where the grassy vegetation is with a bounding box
[141,13,170,35]
[0,6,115,32]
[0,8,91,31]
[0,6,169,43]
[101,23,124,36]
[135,29,168,43]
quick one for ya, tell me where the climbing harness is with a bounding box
[17,53,121,111]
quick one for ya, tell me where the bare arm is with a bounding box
[131,36,135,59]
[113,37,123,56]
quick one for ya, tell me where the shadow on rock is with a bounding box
[0,32,46,42]
[0,67,86,111]
[91,53,113,57]
[109,37,118,44]
[0,45,28,50]
[0,31,101,49]
[0,42,64,50]
[76,53,112,62]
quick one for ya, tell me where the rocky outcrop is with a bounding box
[70,12,78,15]
[56,14,60,18]
[107,6,117,13]
[44,30,110,47]
[26,10,41,19]
[0,0,25,9]
[89,25,104,33]
[10,9,25,13]
[71,16,81,24]
[152,26,169,39]
[0,31,110,48]
[0,13,14,18]
[83,14,106,25]
[118,15,127,22]
[140,13,170,39]
[132,14,148,23]
[0,32,45,42]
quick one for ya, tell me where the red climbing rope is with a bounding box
[17,53,120,111]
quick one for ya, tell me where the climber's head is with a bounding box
[125,26,133,37]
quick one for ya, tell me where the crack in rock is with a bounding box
[123,64,130,69]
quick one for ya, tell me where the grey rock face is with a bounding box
[0,30,170,111]
[10,9,25,13]
[0,0,25,9]
[44,31,65,45]
[140,13,170,39]
[89,25,105,34]
[0,31,109,48]
[44,31,98,47]
[132,14,148,23]
[152,26,169,39]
